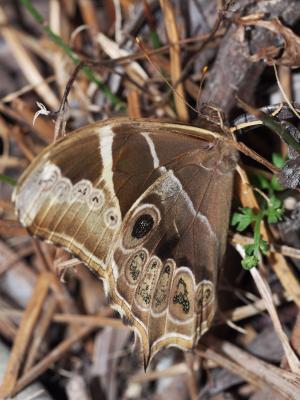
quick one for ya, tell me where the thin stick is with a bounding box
[53,62,84,140]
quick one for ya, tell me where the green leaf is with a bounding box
[244,243,256,256]
[270,196,281,209]
[231,208,255,231]
[259,240,269,255]
[0,174,17,186]
[255,174,272,190]
[267,208,284,224]
[270,175,283,191]
[267,196,284,223]
[272,152,285,168]
[242,255,259,270]
[150,31,161,49]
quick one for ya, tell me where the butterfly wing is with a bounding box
[14,118,237,364]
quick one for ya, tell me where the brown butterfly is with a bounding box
[13,118,238,366]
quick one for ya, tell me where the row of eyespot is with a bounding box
[37,165,120,228]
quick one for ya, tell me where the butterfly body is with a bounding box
[14,118,237,365]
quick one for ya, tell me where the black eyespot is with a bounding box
[132,214,154,239]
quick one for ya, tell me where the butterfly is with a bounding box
[13,117,238,366]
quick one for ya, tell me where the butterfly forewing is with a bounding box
[14,118,237,365]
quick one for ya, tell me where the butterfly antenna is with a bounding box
[196,65,209,112]
[135,37,200,117]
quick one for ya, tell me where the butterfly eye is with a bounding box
[196,281,214,311]
[132,214,154,239]
[38,164,60,191]
[105,208,120,228]
[123,204,160,249]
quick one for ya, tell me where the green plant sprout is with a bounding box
[254,153,285,194]
[232,153,285,270]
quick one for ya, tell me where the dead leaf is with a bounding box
[239,17,300,67]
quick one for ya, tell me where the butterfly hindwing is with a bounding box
[14,118,237,364]
[110,128,237,362]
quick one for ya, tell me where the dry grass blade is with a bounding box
[0,219,27,237]
[78,0,100,32]
[23,295,57,372]
[96,32,148,87]
[267,252,300,309]
[11,325,95,397]
[130,362,188,383]
[159,0,189,122]
[0,241,28,276]
[127,89,142,118]
[0,309,126,329]
[250,266,300,373]
[0,300,18,341]
[0,7,59,109]
[224,292,289,322]
[198,339,300,399]
[0,272,54,398]
[1,76,55,104]
[10,126,35,162]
